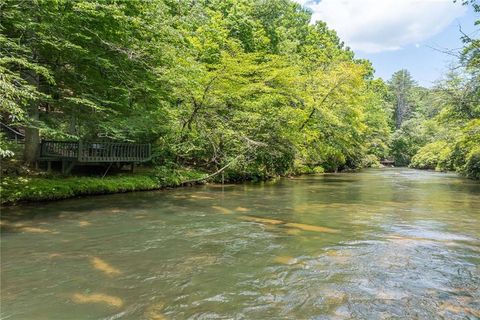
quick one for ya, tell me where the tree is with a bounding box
[388,69,417,129]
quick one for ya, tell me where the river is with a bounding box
[1,168,479,319]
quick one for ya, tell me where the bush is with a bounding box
[465,148,480,179]
[313,166,325,174]
[362,154,381,168]
[451,119,480,179]
[410,141,453,171]
[290,159,325,175]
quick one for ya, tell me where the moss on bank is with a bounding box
[1,167,206,205]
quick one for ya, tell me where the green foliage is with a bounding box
[451,119,480,178]
[1,0,177,140]
[361,154,382,168]
[390,118,434,166]
[0,132,15,158]
[410,141,453,171]
[458,1,479,70]
[465,148,480,179]
[158,0,391,176]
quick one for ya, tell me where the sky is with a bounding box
[294,0,479,87]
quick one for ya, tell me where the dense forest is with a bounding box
[1,0,479,183]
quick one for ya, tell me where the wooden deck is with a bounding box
[380,159,395,166]
[39,140,151,173]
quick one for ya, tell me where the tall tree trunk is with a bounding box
[69,115,77,136]
[24,9,41,166]
[24,102,40,165]
[24,71,40,166]
[394,69,409,129]
[395,94,404,129]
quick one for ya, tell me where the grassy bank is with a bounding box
[1,163,374,206]
[0,167,206,206]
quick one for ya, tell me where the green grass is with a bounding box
[1,167,206,205]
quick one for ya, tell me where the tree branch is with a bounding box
[181,154,243,184]
[299,78,345,130]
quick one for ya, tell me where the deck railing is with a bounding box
[77,142,151,162]
[1,121,25,143]
[39,140,151,163]
[40,141,79,159]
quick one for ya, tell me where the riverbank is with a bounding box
[0,164,399,206]
[0,167,207,206]
[1,162,328,206]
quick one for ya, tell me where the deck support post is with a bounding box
[61,160,76,175]
[130,162,136,173]
[65,161,75,175]
[47,161,52,173]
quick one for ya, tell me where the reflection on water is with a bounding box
[1,168,479,319]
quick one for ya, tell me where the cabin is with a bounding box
[38,140,151,174]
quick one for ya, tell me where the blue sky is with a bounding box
[295,0,479,87]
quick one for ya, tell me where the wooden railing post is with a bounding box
[78,141,83,161]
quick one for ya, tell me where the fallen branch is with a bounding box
[241,136,268,147]
[181,154,243,185]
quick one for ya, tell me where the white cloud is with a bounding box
[296,0,467,53]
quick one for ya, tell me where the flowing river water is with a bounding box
[1,168,479,319]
